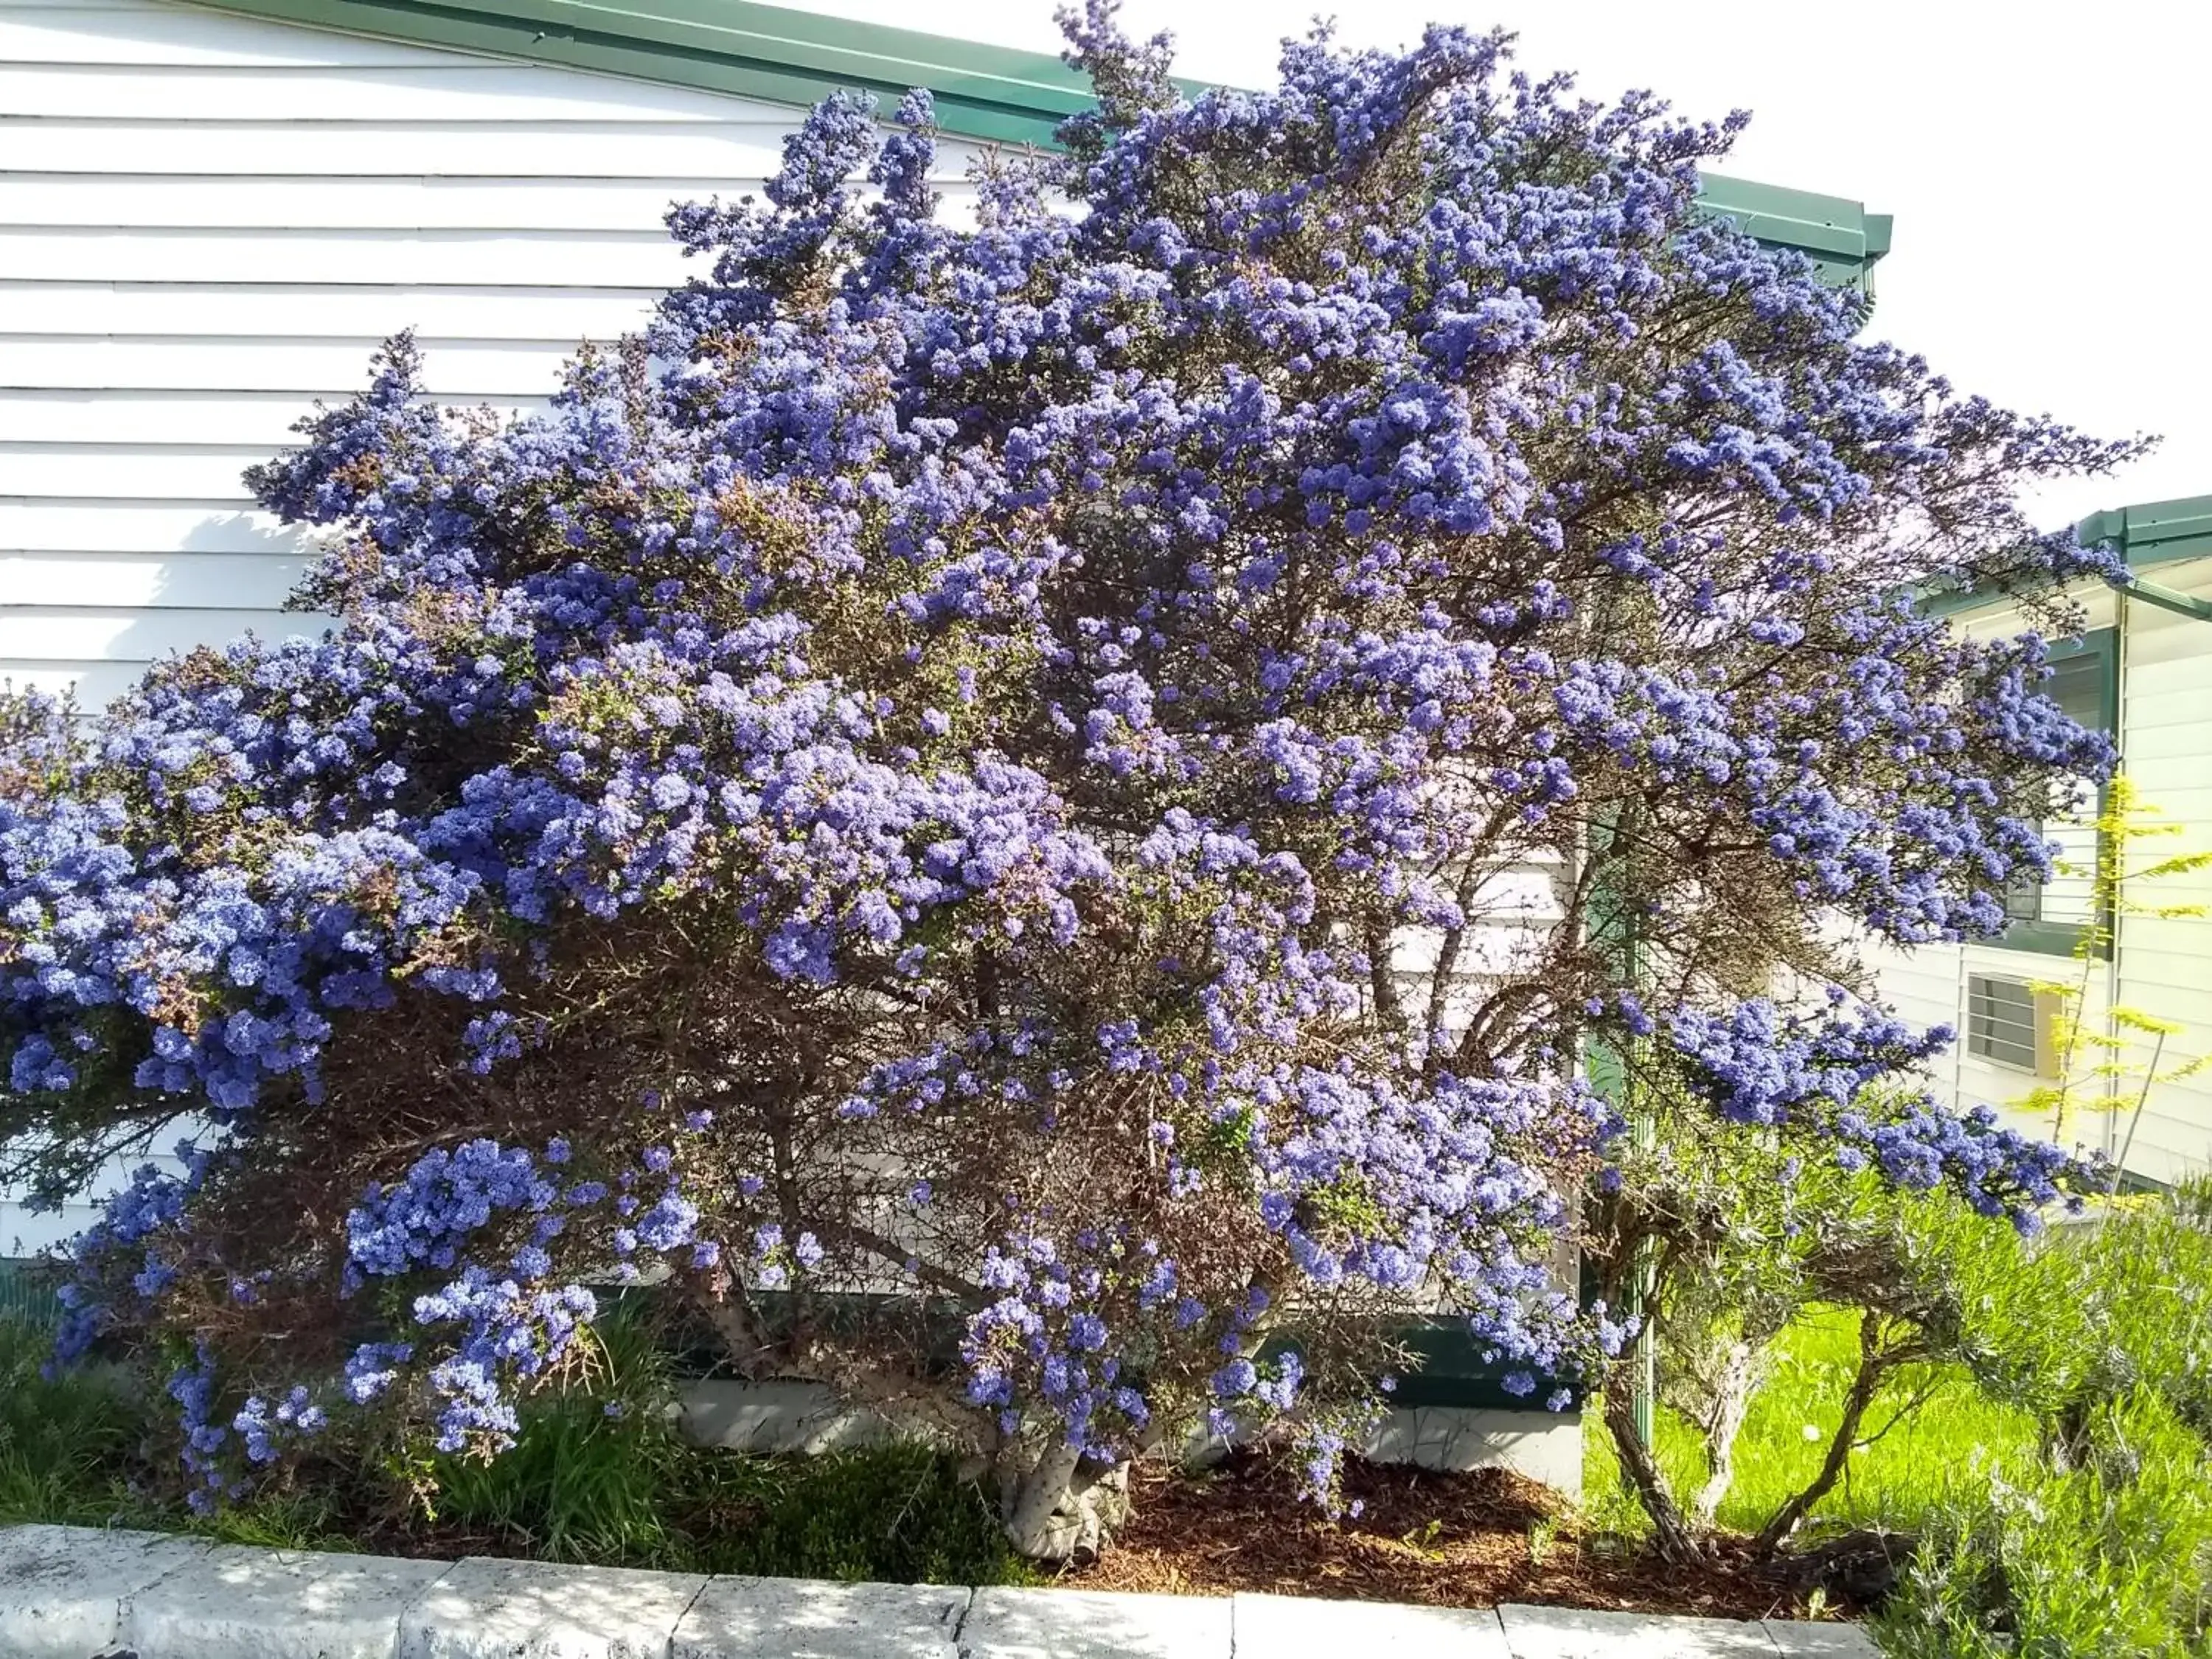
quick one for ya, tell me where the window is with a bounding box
[1966,974,2041,1071]
[2000,630,2117,950]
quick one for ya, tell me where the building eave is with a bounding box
[1915,493,2212,621]
[178,0,1890,287]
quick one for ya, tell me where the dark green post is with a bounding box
[1583,806,1654,1446]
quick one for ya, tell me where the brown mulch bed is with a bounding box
[1060,1452,1853,1623]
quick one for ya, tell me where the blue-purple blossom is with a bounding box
[8,6,2122,1520]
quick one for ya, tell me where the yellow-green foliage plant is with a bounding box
[2015,773,2212,1187]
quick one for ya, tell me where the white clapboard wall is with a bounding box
[0,0,993,1251]
[1857,565,2212,1189]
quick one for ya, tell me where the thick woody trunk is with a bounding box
[1000,1441,1130,1562]
[1691,1340,1762,1524]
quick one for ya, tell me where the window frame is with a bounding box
[1994,626,2119,958]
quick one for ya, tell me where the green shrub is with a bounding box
[0,1307,1026,1586]
[0,1315,148,1526]
[423,1307,691,1565]
[1583,1182,2212,1655]
[2010,1200,2212,1445]
[1582,1310,2042,1544]
[1879,1388,2212,1658]
[419,1309,1028,1584]
[1872,1194,2212,1657]
[675,1441,1032,1586]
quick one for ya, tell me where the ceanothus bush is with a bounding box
[1,5,2134,1553]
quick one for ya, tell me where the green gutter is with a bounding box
[184,0,1888,285]
[2128,578,2212,625]
[1919,493,2212,621]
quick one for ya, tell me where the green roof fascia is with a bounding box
[1692,170,1891,293]
[187,0,1886,280]
[1918,493,2212,619]
[192,0,1137,148]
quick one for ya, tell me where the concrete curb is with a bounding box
[0,1523,1881,1658]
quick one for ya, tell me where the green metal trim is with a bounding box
[1380,1321,1580,1412]
[183,0,1884,278]
[1920,493,2212,619]
[1992,918,2091,958]
[0,1260,59,1329]
[1692,172,1891,293]
[1913,583,2007,619]
[189,0,1118,148]
[2075,495,2212,570]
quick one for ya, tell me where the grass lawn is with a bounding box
[1579,1307,2043,1543]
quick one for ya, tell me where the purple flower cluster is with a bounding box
[48,1151,204,1371]
[332,1132,721,1454]
[1666,994,2087,1221]
[166,1341,251,1513]
[7,6,2129,1515]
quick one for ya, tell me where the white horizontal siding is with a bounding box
[10,283,664,338]
[2,119,862,177]
[1865,563,2212,1189]
[0,392,543,445]
[2107,571,2212,1185]
[4,658,156,703]
[1855,934,1962,1065]
[0,605,311,658]
[0,0,1006,1253]
[3,337,593,394]
[0,0,987,712]
[0,1144,193,1258]
[1,4,502,63]
[0,446,274,500]
[6,176,886,231]
[3,501,302,552]
[0,65,810,121]
[3,230,691,285]
[3,549,306,606]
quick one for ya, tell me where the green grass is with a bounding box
[1579,1308,2044,1543]
[0,1335,148,1528]
[1577,1196,2212,1657]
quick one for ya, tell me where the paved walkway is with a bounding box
[0,1522,1879,1658]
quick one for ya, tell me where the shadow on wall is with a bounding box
[3,507,336,710]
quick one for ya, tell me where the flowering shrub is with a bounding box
[0,5,2132,1554]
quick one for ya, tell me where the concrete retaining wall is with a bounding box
[675,1381,1585,1500]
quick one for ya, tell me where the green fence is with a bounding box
[0,1259,59,1329]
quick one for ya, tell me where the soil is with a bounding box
[1060,1451,1865,1623]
